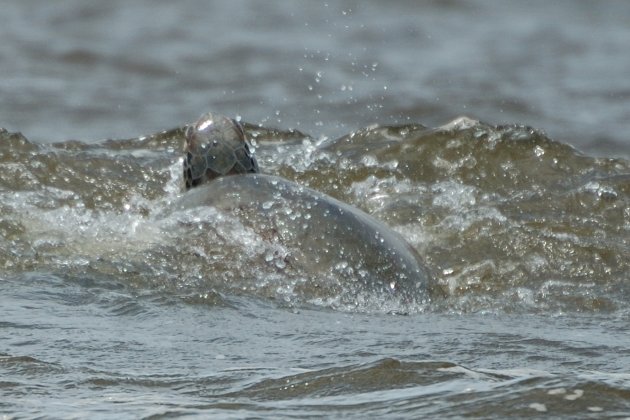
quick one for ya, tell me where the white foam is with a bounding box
[438,116,480,131]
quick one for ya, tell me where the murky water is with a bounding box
[2,1,630,418]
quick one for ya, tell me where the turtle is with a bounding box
[183,113,258,189]
[178,112,432,302]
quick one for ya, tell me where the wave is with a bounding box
[1,117,628,313]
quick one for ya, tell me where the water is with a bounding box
[2,1,630,418]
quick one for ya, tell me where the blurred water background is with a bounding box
[2,0,629,157]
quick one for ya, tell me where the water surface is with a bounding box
[2,1,630,418]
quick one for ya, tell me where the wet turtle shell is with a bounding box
[184,112,259,189]
[175,173,433,303]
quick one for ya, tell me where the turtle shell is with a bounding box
[184,113,259,189]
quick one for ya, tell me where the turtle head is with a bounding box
[183,112,259,190]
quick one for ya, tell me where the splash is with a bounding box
[1,118,629,313]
